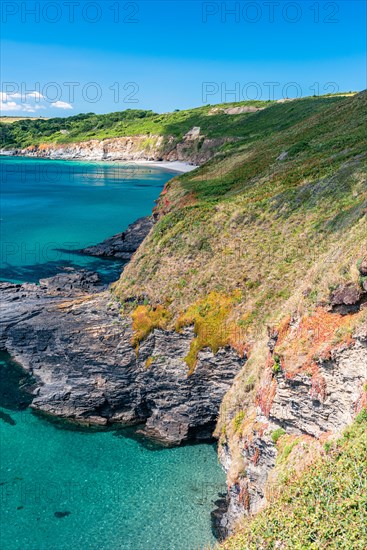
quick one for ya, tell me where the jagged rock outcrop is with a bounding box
[78,216,154,260]
[213,261,367,537]
[330,282,366,314]
[0,272,244,445]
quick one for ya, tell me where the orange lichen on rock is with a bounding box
[355,382,367,414]
[252,446,260,465]
[38,143,52,151]
[274,307,362,377]
[255,364,277,417]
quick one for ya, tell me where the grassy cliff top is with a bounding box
[0,94,349,149]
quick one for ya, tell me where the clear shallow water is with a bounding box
[0,156,174,283]
[0,159,226,549]
[0,408,224,550]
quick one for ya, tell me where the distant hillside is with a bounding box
[0,95,348,149]
[0,116,50,124]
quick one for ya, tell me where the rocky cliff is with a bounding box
[0,271,243,445]
[110,91,367,543]
[9,129,231,167]
[215,316,367,536]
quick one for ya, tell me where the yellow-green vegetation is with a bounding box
[130,305,171,348]
[175,290,244,373]
[233,411,245,433]
[220,411,367,550]
[115,93,366,543]
[145,356,153,369]
[276,435,301,464]
[271,427,286,444]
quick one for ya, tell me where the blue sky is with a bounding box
[1,0,366,115]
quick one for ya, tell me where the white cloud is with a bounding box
[51,100,73,110]
[0,101,21,112]
[26,91,44,99]
[23,104,36,113]
[0,91,71,114]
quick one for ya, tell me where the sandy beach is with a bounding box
[131,160,198,173]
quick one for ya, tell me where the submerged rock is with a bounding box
[54,511,71,518]
[0,410,16,426]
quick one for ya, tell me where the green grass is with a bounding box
[177,92,366,202]
[271,428,286,444]
[221,413,367,549]
[0,95,347,149]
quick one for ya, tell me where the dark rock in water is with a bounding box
[78,217,154,260]
[0,410,16,426]
[0,271,244,445]
[0,352,34,411]
[54,511,71,518]
[17,506,24,510]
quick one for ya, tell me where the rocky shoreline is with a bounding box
[1,128,232,167]
[77,216,154,260]
[0,205,242,530]
[2,221,365,536]
[0,207,246,447]
[0,271,244,445]
[1,162,366,537]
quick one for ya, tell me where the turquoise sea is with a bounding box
[0,156,174,283]
[0,157,225,549]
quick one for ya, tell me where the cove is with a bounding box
[0,355,225,550]
[0,156,175,284]
[0,157,226,549]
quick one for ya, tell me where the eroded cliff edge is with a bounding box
[215,317,367,537]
